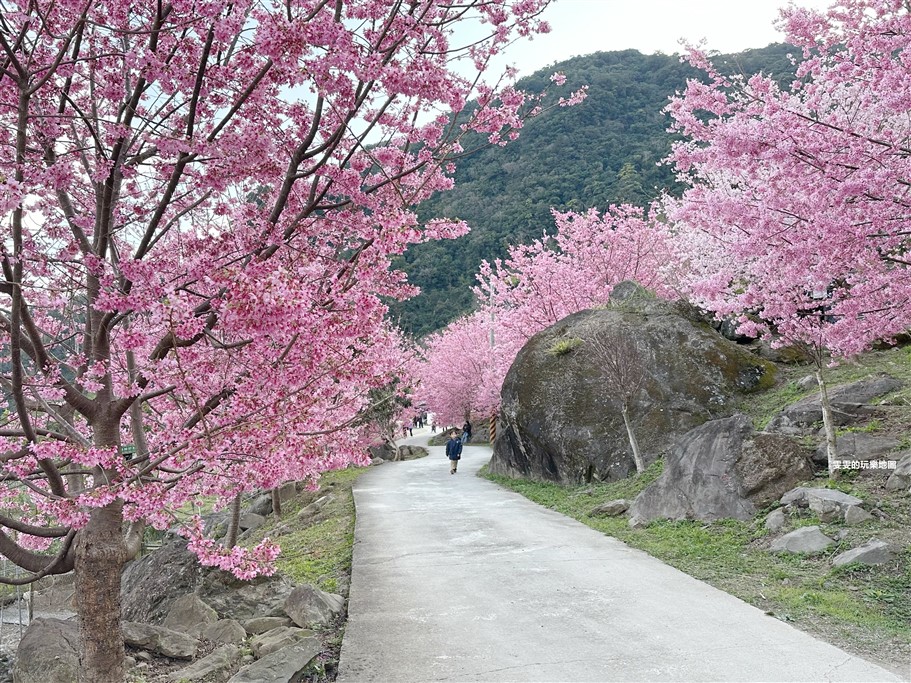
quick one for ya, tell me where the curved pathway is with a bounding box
[338,437,905,682]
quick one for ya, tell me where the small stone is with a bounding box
[843,505,873,526]
[769,526,834,554]
[796,375,817,391]
[628,515,647,529]
[243,616,293,635]
[238,512,265,532]
[251,626,313,658]
[200,619,247,645]
[764,508,786,532]
[589,499,629,517]
[283,585,344,628]
[135,651,153,662]
[832,539,895,566]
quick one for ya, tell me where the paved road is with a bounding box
[337,438,906,682]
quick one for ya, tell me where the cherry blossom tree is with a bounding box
[664,0,911,474]
[414,310,503,426]
[0,0,558,678]
[419,205,671,423]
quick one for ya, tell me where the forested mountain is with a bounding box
[391,45,799,337]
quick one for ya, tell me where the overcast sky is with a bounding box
[496,0,833,77]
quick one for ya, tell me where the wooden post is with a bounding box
[489,413,498,443]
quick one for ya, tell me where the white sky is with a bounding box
[495,0,834,78]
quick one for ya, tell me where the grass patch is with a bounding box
[483,466,911,669]
[244,466,368,594]
[548,337,583,356]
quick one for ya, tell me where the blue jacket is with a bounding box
[445,438,462,460]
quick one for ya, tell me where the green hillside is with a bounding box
[391,45,799,337]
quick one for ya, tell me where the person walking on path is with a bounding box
[461,420,472,444]
[445,430,462,474]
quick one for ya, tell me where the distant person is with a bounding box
[445,430,463,474]
[430,420,437,433]
[461,420,472,444]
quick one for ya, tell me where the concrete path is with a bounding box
[337,437,907,682]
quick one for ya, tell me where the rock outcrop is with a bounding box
[11,618,80,683]
[490,283,777,483]
[121,541,204,624]
[628,415,813,523]
[766,375,903,435]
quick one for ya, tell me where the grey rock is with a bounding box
[370,457,385,466]
[122,540,203,624]
[769,526,834,554]
[780,487,810,506]
[284,585,345,628]
[199,573,295,621]
[885,451,911,492]
[628,515,648,529]
[764,508,787,532]
[489,285,778,484]
[12,618,80,683]
[813,433,901,467]
[767,375,902,433]
[238,512,266,532]
[227,639,321,683]
[844,505,874,526]
[780,487,862,508]
[250,626,313,658]
[296,495,336,522]
[25,581,75,614]
[248,493,273,517]
[135,650,154,662]
[809,497,841,523]
[243,616,294,635]
[629,415,813,523]
[122,621,199,660]
[162,593,219,637]
[168,645,242,682]
[589,499,629,517]
[832,539,896,566]
[796,375,818,391]
[201,619,247,645]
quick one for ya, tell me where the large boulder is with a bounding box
[490,284,777,484]
[767,375,903,434]
[122,541,204,624]
[628,415,814,523]
[12,618,80,683]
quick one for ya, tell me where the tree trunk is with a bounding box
[271,488,282,519]
[816,367,838,477]
[225,494,242,548]
[74,500,127,683]
[621,402,645,474]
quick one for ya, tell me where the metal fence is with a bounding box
[0,558,29,679]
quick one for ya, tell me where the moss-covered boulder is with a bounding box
[489,283,776,484]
